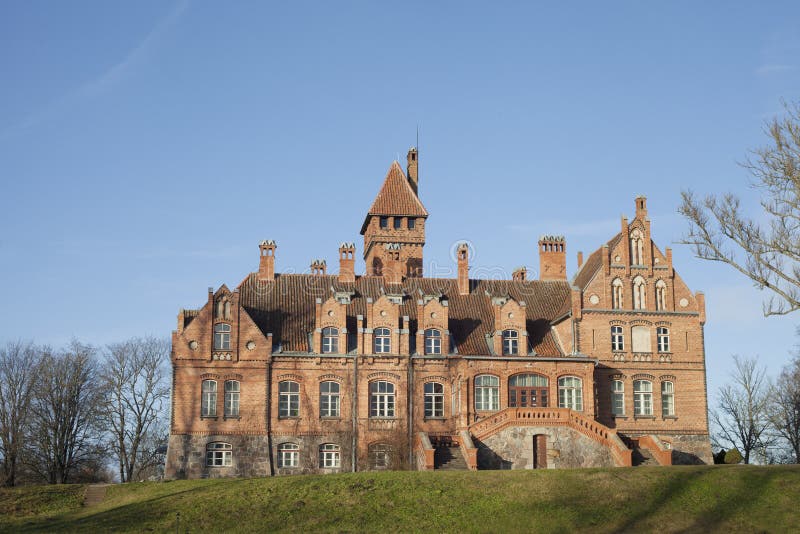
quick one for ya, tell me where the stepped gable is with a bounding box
[360,161,428,233]
[236,273,571,356]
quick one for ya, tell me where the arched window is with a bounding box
[662,381,675,417]
[611,380,625,416]
[502,329,519,356]
[612,278,624,309]
[424,382,444,418]
[201,380,217,417]
[368,443,392,470]
[655,280,667,311]
[558,376,583,411]
[279,381,300,418]
[319,443,341,468]
[611,326,624,351]
[633,276,646,310]
[374,328,391,354]
[206,442,232,467]
[633,380,653,416]
[319,381,340,418]
[322,327,338,354]
[508,374,549,408]
[370,381,395,417]
[630,229,644,265]
[214,323,231,350]
[224,380,239,417]
[277,442,299,468]
[474,375,499,411]
[424,329,441,355]
[657,327,670,353]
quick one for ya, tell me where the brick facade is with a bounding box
[165,152,711,479]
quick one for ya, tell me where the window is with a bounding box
[201,380,217,417]
[475,375,500,411]
[502,329,519,356]
[224,380,240,417]
[214,323,231,350]
[319,443,340,468]
[424,329,441,355]
[630,229,644,265]
[408,217,416,229]
[633,276,646,310]
[379,216,388,228]
[370,381,395,417]
[393,217,402,229]
[662,381,675,417]
[632,325,651,353]
[508,374,549,408]
[206,442,232,467]
[322,327,338,354]
[655,280,667,311]
[634,380,653,416]
[369,443,392,470]
[424,382,444,418]
[320,381,340,418]
[558,376,583,411]
[611,380,625,416]
[611,326,624,351]
[277,443,299,468]
[657,327,670,352]
[374,327,391,354]
[612,278,624,309]
[279,381,300,418]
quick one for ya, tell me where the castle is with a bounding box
[165,149,712,478]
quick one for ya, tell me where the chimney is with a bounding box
[310,259,327,276]
[577,251,584,269]
[457,242,470,295]
[384,243,403,285]
[512,266,527,282]
[258,240,277,282]
[635,195,647,220]
[538,235,567,281]
[407,147,418,196]
[338,242,356,283]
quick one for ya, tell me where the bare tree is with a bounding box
[99,337,170,482]
[711,355,773,464]
[769,352,800,463]
[28,341,103,484]
[679,101,800,316]
[0,341,41,486]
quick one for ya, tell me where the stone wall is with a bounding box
[475,426,615,469]
[165,434,270,479]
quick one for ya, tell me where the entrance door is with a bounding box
[508,374,549,407]
[532,434,548,469]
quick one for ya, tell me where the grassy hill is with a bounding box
[2,465,799,533]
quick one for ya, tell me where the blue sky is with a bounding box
[1,1,799,396]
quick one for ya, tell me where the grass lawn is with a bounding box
[1,465,799,533]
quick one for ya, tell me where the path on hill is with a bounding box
[83,484,110,507]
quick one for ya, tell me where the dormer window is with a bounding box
[393,217,402,229]
[380,216,388,228]
[214,323,231,350]
[424,329,441,355]
[374,327,391,354]
[322,327,339,354]
[502,329,519,356]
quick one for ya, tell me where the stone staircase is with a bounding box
[435,445,468,470]
[632,446,658,466]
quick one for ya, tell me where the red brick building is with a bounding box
[165,150,711,478]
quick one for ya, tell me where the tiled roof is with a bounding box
[572,232,622,290]
[364,161,428,218]
[237,274,572,357]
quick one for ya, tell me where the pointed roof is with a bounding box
[360,161,428,233]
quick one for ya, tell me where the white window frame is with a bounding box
[502,329,519,356]
[319,443,340,468]
[277,442,299,468]
[214,323,231,350]
[474,375,500,411]
[279,381,300,418]
[611,325,624,351]
[370,380,395,418]
[369,443,392,470]
[319,381,340,418]
[657,327,670,353]
[424,382,444,418]
[374,327,391,354]
[558,376,583,411]
[321,327,339,354]
[611,380,625,416]
[634,380,653,416]
[201,379,217,417]
[224,380,240,417]
[206,442,232,467]
[662,381,675,417]
[424,328,442,355]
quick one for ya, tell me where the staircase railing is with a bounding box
[638,434,672,466]
[459,430,478,470]
[415,432,435,471]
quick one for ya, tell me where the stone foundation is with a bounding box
[475,426,615,469]
[165,434,271,479]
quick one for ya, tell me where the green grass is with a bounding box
[2,465,799,533]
